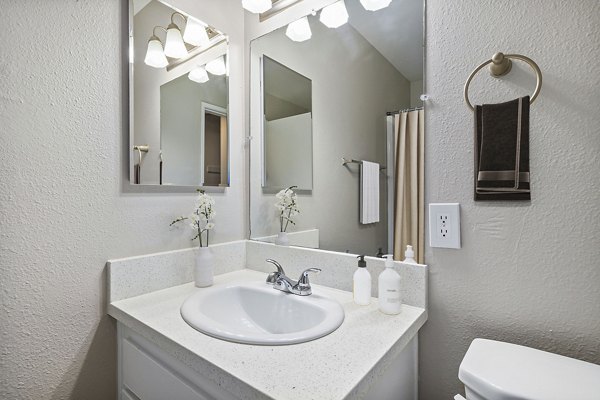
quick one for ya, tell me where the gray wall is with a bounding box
[250,18,411,256]
[0,0,246,399]
[422,0,600,398]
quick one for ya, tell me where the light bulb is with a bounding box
[144,37,168,68]
[205,56,226,75]
[183,17,210,47]
[164,23,187,59]
[241,0,272,14]
[286,16,312,42]
[319,0,349,28]
[189,66,209,83]
[359,0,392,11]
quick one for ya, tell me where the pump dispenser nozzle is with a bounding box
[357,255,366,268]
[383,254,394,268]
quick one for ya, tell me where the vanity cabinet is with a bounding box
[109,267,427,400]
[118,324,238,400]
[117,322,418,400]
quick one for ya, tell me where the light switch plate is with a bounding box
[429,203,461,249]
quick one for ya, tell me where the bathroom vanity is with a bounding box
[107,241,428,400]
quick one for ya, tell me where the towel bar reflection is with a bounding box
[341,157,386,171]
[464,52,542,111]
[133,145,149,164]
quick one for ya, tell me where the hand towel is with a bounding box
[360,161,380,224]
[475,96,531,200]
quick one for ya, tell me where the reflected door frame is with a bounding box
[200,102,227,186]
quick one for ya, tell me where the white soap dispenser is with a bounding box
[353,255,371,305]
[403,245,417,264]
[378,255,402,315]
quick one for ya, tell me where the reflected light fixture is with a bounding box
[320,0,349,28]
[183,17,210,47]
[286,16,312,42]
[144,27,168,68]
[189,66,209,83]
[241,0,272,14]
[205,56,226,75]
[164,13,187,59]
[359,0,392,11]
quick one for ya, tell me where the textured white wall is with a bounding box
[0,0,245,399]
[422,0,600,398]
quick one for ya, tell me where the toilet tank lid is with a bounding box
[458,338,600,400]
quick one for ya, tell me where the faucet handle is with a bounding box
[265,259,285,284]
[294,268,321,295]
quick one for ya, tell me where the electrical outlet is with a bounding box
[429,203,461,249]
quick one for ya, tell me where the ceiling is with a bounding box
[347,0,423,82]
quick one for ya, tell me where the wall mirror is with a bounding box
[129,0,229,187]
[262,56,313,190]
[250,0,425,261]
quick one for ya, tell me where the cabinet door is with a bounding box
[122,338,207,400]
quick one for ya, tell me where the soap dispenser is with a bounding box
[378,255,402,315]
[403,245,417,264]
[353,255,371,305]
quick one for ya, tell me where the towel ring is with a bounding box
[464,52,542,111]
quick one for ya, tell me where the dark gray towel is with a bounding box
[475,96,531,201]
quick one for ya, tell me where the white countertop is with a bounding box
[109,269,427,400]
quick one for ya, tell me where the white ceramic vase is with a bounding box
[275,232,289,246]
[194,246,214,287]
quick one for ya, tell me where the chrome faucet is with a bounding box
[265,259,321,296]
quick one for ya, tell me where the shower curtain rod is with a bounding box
[386,106,423,116]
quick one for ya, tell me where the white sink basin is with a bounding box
[180,281,345,345]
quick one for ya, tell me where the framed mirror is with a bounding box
[129,0,230,187]
[249,0,425,261]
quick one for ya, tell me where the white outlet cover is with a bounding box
[429,203,461,249]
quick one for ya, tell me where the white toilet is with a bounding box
[456,338,600,400]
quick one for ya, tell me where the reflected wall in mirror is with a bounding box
[130,0,229,187]
[250,0,425,261]
[262,56,313,190]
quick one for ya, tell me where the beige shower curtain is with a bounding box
[393,110,425,263]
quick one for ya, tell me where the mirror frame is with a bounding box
[126,0,231,193]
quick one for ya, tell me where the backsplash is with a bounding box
[246,241,428,308]
[107,240,247,302]
[107,240,427,309]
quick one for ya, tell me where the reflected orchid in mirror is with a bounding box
[170,189,216,247]
[275,186,300,233]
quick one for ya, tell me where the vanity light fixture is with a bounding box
[242,0,272,14]
[164,13,187,59]
[144,27,168,68]
[359,0,392,11]
[183,17,210,47]
[319,0,349,28]
[205,56,227,75]
[285,16,312,42]
[188,66,210,83]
